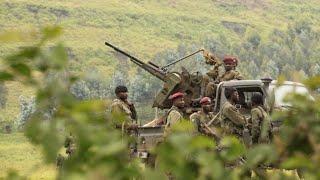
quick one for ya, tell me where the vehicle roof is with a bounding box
[221,80,263,87]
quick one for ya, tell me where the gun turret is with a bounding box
[105,42,182,109]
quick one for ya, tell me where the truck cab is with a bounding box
[214,80,267,115]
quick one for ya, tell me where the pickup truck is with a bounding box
[135,79,312,161]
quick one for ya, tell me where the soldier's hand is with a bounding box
[203,50,210,59]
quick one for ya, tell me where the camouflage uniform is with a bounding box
[204,70,243,98]
[190,111,221,136]
[165,106,183,128]
[111,98,137,126]
[164,106,184,136]
[218,70,244,82]
[111,98,138,156]
[220,101,246,137]
[251,106,272,144]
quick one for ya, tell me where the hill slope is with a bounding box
[0,0,320,122]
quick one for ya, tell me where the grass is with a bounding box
[0,133,56,179]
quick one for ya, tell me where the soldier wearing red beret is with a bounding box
[202,50,244,99]
[190,97,221,139]
[164,92,185,134]
[218,56,243,82]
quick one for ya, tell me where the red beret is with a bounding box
[223,56,238,65]
[200,97,211,104]
[169,92,184,100]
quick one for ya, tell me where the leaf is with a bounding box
[41,26,62,42]
[190,135,216,150]
[10,63,31,77]
[276,74,286,87]
[220,136,246,161]
[49,43,68,69]
[281,154,314,169]
[0,71,14,81]
[303,76,320,90]
[6,47,40,63]
[245,144,277,169]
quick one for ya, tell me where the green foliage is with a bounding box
[1,0,320,178]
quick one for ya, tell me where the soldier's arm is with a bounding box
[207,67,219,80]
[111,103,134,128]
[234,71,244,80]
[190,113,201,131]
[224,106,246,126]
[251,108,262,142]
[166,111,183,127]
[111,103,124,116]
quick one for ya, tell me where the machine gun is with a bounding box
[105,42,204,110]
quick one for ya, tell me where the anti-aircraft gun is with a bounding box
[105,42,205,112]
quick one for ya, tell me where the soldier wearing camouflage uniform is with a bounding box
[190,97,221,139]
[220,87,246,138]
[111,85,138,129]
[164,92,185,134]
[250,92,272,144]
[202,50,244,98]
[217,56,243,82]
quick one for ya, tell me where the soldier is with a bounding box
[220,87,247,138]
[111,85,138,157]
[165,92,185,132]
[203,51,243,82]
[111,85,138,129]
[202,50,244,98]
[217,56,244,82]
[250,92,272,144]
[190,97,221,141]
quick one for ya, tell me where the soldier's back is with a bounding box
[166,106,183,128]
[251,106,272,144]
[220,101,244,137]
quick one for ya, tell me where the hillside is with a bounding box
[2,0,319,60]
[0,0,320,122]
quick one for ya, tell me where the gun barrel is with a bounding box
[161,49,204,71]
[105,42,166,81]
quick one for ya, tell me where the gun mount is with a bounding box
[105,42,203,110]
